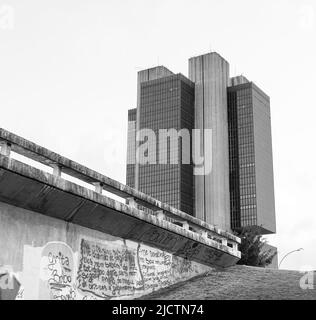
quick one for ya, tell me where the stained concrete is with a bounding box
[0,154,239,267]
[189,53,231,232]
[0,202,213,300]
[0,128,241,300]
[0,128,239,243]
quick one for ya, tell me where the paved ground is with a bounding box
[138,265,316,300]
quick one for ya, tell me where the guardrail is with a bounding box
[0,128,241,253]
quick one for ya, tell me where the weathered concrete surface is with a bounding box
[0,202,213,300]
[0,155,240,268]
[138,265,316,300]
[0,155,240,300]
[189,53,231,232]
[0,128,240,243]
[0,128,242,300]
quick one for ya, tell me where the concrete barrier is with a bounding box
[0,202,215,300]
[0,128,241,300]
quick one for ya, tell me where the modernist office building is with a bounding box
[126,67,195,215]
[189,53,231,231]
[227,76,276,234]
[126,53,276,235]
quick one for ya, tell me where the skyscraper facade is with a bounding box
[227,76,276,234]
[126,53,276,235]
[126,69,195,215]
[135,66,174,191]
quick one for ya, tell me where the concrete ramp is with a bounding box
[0,128,241,300]
[138,265,316,300]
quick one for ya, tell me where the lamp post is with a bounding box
[278,248,304,269]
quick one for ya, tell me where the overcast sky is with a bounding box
[0,0,315,271]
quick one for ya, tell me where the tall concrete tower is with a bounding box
[189,52,231,231]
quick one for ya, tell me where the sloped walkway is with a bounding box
[138,265,316,300]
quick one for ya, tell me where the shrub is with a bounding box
[237,227,277,267]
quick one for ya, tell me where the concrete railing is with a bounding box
[0,128,241,254]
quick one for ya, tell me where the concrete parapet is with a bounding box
[0,128,241,300]
[0,128,240,245]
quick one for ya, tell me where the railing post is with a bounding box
[156,210,165,221]
[0,142,11,157]
[232,242,238,252]
[221,239,228,246]
[93,182,103,194]
[182,221,189,230]
[51,164,62,177]
[127,197,137,208]
[200,231,208,240]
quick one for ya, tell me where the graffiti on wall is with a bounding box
[137,245,172,291]
[76,238,194,299]
[1,237,211,300]
[76,239,140,298]
[39,242,76,300]
[128,226,227,267]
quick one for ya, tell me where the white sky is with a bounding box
[0,0,315,271]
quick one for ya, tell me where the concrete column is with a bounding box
[51,164,62,177]
[189,52,231,232]
[0,142,11,157]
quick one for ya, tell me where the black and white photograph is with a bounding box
[0,0,315,305]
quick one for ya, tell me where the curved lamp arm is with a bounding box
[278,248,304,269]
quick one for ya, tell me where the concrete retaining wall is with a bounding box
[0,202,213,300]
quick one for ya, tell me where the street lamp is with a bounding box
[278,248,304,269]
